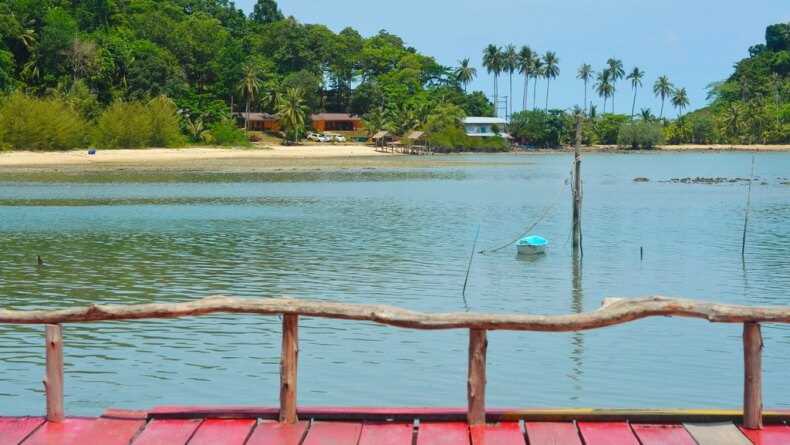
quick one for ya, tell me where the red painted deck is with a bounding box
[1,412,788,444]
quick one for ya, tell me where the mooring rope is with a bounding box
[478,172,571,255]
[461,225,480,310]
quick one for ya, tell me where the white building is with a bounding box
[463,117,511,139]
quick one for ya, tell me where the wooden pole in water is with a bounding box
[572,113,583,254]
[741,156,755,259]
[467,329,487,426]
[280,314,299,423]
[44,324,64,422]
[743,322,763,429]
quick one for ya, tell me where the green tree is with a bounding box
[653,75,673,118]
[542,51,559,111]
[577,63,593,113]
[482,44,501,116]
[626,67,645,119]
[454,58,477,92]
[595,70,613,112]
[531,57,543,110]
[606,58,624,112]
[251,0,284,24]
[518,46,533,111]
[237,64,262,132]
[671,87,689,117]
[503,44,518,117]
[277,87,309,143]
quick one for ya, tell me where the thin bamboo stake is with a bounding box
[280,314,299,423]
[572,113,583,255]
[741,156,755,258]
[743,322,763,429]
[44,324,64,422]
[467,329,487,425]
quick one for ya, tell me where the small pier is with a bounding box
[1,296,790,444]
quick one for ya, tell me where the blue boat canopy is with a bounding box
[517,235,548,246]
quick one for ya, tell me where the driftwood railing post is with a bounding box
[743,322,763,429]
[280,314,299,423]
[467,329,487,425]
[44,324,64,422]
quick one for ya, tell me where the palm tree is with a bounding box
[276,87,310,143]
[237,64,262,132]
[454,58,477,92]
[542,51,559,111]
[482,45,501,116]
[503,44,518,118]
[626,67,645,119]
[595,70,613,113]
[653,75,673,118]
[531,58,543,111]
[671,87,689,117]
[640,108,654,121]
[576,63,593,113]
[606,58,624,113]
[518,46,533,111]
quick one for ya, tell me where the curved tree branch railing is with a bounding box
[1,296,787,429]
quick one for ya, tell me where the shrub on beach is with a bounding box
[617,121,664,149]
[94,97,184,149]
[207,118,250,146]
[147,96,185,147]
[0,92,90,150]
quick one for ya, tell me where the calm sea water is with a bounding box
[0,152,788,416]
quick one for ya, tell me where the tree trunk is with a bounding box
[523,75,529,111]
[660,98,665,118]
[545,78,550,111]
[509,72,513,119]
[532,77,537,111]
[244,99,250,133]
[584,80,588,114]
[631,87,637,119]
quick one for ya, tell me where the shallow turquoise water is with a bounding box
[0,152,788,415]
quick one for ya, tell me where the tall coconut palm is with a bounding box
[237,64,262,132]
[576,63,593,113]
[503,44,518,118]
[454,58,477,92]
[276,87,310,143]
[626,67,645,119]
[606,58,624,113]
[531,57,543,111]
[595,70,613,113]
[482,45,501,116]
[653,75,673,118]
[542,51,559,111]
[671,87,689,117]
[518,46,533,111]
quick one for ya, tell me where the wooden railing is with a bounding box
[2,296,789,429]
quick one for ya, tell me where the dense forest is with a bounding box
[0,0,787,150]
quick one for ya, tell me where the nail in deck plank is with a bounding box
[578,422,640,445]
[684,422,752,445]
[631,424,697,445]
[416,422,470,445]
[0,417,44,445]
[738,424,790,445]
[131,418,201,445]
[358,422,413,445]
[524,422,582,445]
[21,418,100,445]
[302,421,363,445]
[245,420,309,445]
[470,422,524,445]
[187,419,256,445]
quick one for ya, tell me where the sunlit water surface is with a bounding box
[0,152,788,415]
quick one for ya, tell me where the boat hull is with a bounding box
[517,244,546,255]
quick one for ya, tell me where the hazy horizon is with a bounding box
[237,0,789,116]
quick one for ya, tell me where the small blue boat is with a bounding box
[516,235,548,255]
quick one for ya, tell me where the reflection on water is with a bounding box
[0,152,789,415]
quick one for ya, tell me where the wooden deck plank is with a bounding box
[631,424,697,445]
[738,424,790,445]
[131,418,201,445]
[21,418,100,445]
[0,418,44,445]
[70,418,146,445]
[301,422,363,445]
[577,422,640,445]
[524,422,582,445]
[469,422,524,445]
[358,422,413,445]
[244,420,309,445]
[187,419,256,445]
[416,422,470,445]
[684,422,752,445]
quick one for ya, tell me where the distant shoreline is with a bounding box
[0,143,787,174]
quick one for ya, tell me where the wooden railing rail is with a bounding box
[2,296,788,429]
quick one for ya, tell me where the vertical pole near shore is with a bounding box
[280,314,299,423]
[44,324,64,422]
[572,113,583,255]
[467,329,487,426]
[743,322,763,429]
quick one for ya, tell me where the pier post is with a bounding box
[572,113,583,254]
[44,324,64,422]
[467,329,487,426]
[743,322,763,429]
[280,314,299,423]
